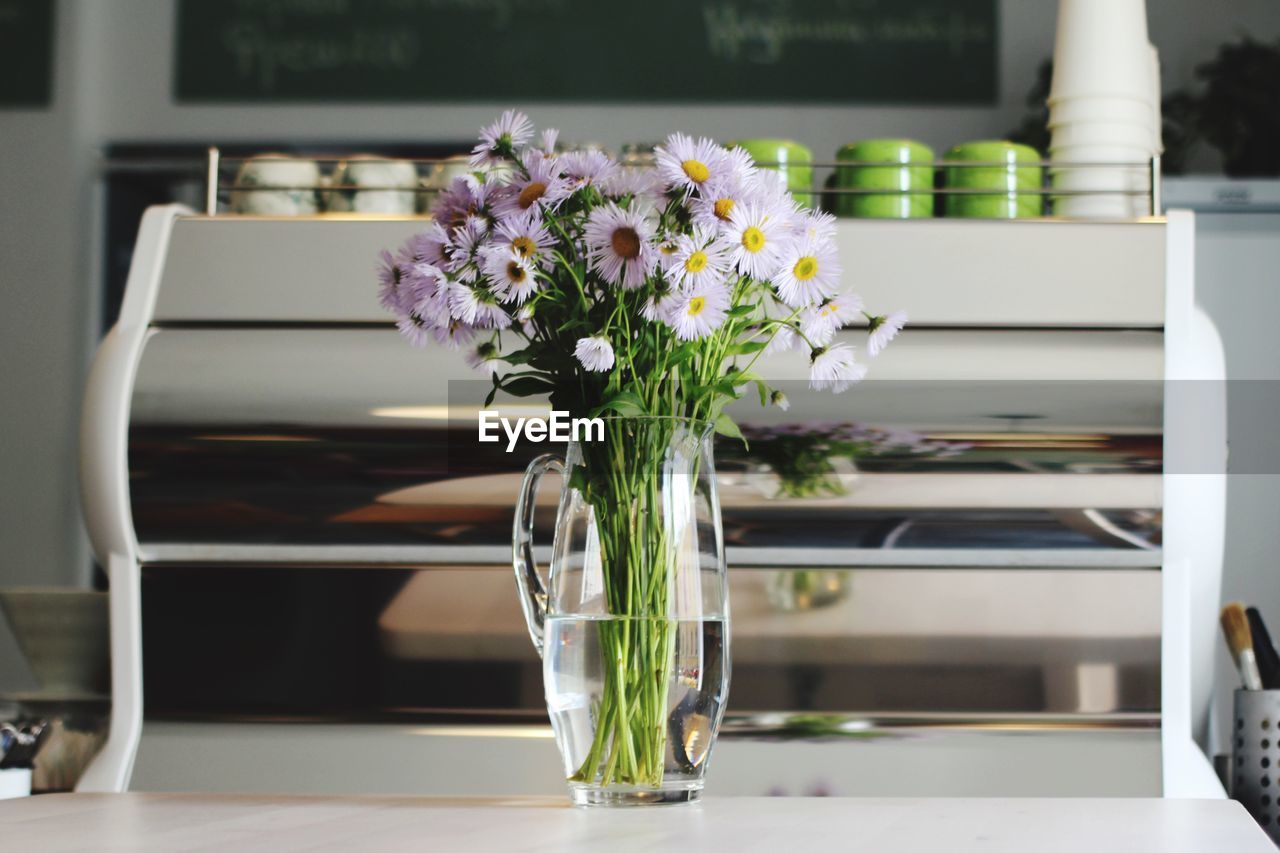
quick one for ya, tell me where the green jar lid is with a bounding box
[944,140,1041,163]
[836,139,935,163]
[728,139,813,166]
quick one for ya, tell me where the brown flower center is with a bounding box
[511,236,536,258]
[507,262,527,282]
[517,181,547,209]
[611,227,641,259]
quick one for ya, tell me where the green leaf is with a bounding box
[501,376,556,397]
[590,390,648,418]
[501,349,533,365]
[667,346,696,367]
[755,379,771,407]
[714,412,745,442]
[728,340,768,356]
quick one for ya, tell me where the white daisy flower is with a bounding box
[491,211,554,269]
[654,235,682,274]
[466,340,502,377]
[574,335,615,372]
[642,290,678,323]
[724,200,793,280]
[444,217,489,283]
[764,321,802,354]
[797,209,838,242]
[691,173,751,230]
[721,145,759,185]
[405,262,451,326]
[402,224,449,268]
[867,310,908,357]
[396,312,436,348]
[377,250,409,314]
[809,343,867,393]
[655,133,725,195]
[539,128,560,155]
[603,165,664,201]
[667,279,732,341]
[494,149,569,219]
[584,202,657,289]
[470,110,534,166]
[670,228,732,289]
[773,237,842,307]
[801,291,865,347]
[481,248,540,305]
[559,149,619,191]
[432,318,477,350]
[799,309,836,348]
[448,283,511,330]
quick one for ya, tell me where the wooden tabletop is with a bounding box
[0,794,1270,852]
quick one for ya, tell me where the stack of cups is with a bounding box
[1048,0,1162,218]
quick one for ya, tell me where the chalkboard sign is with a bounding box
[0,0,55,107]
[176,0,997,105]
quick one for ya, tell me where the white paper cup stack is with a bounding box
[1047,0,1162,218]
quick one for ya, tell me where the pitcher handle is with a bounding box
[512,452,564,658]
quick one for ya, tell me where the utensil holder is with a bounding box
[1231,688,1280,842]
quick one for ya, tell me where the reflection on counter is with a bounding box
[139,565,1159,725]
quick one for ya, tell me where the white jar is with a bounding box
[328,155,419,215]
[230,155,321,216]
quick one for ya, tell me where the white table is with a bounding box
[0,794,1270,852]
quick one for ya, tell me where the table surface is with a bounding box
[0,794,1271,852]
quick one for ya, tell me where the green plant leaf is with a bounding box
[714,412,745,442]
[501,376,556,397]
[590,390,648,418]
[728,340,768,356]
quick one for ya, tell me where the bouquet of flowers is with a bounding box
[378,110,904,418]
[378,111,904,790]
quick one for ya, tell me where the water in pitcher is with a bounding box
[543,616,729,804]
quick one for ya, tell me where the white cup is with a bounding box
[1049,122,1156,150]
[1148,43,1164,154]
[328,156,419,215]
[231,155,321,216]
[1049,0,1152,102]
[1048,96,1155,127]
[1050,143,1152,218]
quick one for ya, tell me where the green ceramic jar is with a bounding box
[729,139,814,207]
[943,140,1043,219]
[833,139,934,218]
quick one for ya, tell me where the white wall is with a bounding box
[1,0,1278,590]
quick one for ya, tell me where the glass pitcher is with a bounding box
[512,416,730,806]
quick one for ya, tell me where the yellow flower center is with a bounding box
[687,296,707,317]
[506,262,527,282]
[793,256,818,280]
[611,227,641,260]
[517,181,547,209]
[713,197,736,220]
[682,159,710,183]
[741,226,765,253]
[684,251,709,273]
[511,236,536,258]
